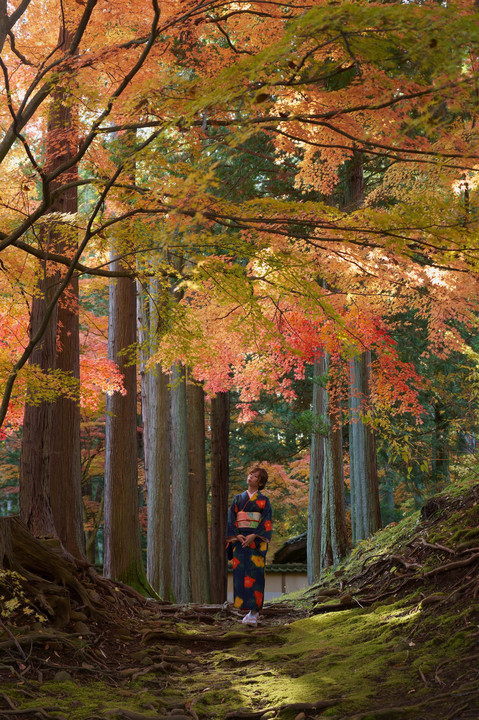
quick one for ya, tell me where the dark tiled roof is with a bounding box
[228,563,307,573]
[265,563,307,573]
[272,532,307,564]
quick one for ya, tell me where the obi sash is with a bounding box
[237,511,261,529]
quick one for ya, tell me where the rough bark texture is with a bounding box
[320,355,348,572]
[50,292,84,558]
[137,281,150,500]
[48,48,84,557]
[349,352,382,543]
[307,357,326,584]
[187,379,211,603]
[210,392,230,603]
[171,362,191,603]
[432,402,450,485]
[19,286,58,538]
[149,366,173,600]
[344,157,381,545]
[146,279,174,600]
[104,259,149,592]
[19,25,84,545]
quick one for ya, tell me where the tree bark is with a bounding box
[307,357,326,584]
[320,354,348,572]
[432,402,450,486]
[187,378,211,603]
[144,279,173,600]
[19,279,58,538]
[19,23,84,546]
[48,30,84,557]
[137,280,150,501]
[349,352,382,543]
[171,362,191,603]
[210,392,230,603]
[104,255,149,592]
[147,364,173,599]
[50,285,84,558]
[344,155,382,545]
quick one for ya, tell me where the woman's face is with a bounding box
[247,470,260,493]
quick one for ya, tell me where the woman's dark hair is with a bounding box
[252,466,268,490]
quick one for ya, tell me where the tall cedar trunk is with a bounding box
[147,365,173,598]
[307,357,326,583]
[48,26,84,556]
[187,379,211,603]
[210,392,230,603]
[137,281,150,506]
[146,280,173,599]
[346,155,381,544]
[432,403,450,485]
[171,362,191,602]
[50,280,84,557]
[19,24,83,541]
[320,354,348,571]
[104,256,149,591]
[349,352,381,543]
[19,276,58,537]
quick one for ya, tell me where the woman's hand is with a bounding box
[241,534,256,547]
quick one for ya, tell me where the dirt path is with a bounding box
[0,599,305,720]
[1,482,479,719]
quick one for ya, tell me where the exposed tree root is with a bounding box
[225,699,341,719]
[0,708,66,718]
[311,598,367,614]
[423,551,479,577]
[347,686,479,720]
[101,711,191,720]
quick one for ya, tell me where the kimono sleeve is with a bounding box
[226,495,240,539]
[254,496,272,542]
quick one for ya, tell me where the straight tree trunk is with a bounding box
[19,274,58,538]
[307,357,326,584]
[104,255,150,592]
[187,378,211,603]
[349,352,382,543]
[432,402,450,486]
[210,392,230,603]
[50,281,84,558]
[137,280,150,500]
[147,364,173,599]
[47,33,84,556]
[147,280,173,599]
[171,362,191,602]
[320,354,348,571]
[345,155,381,544]
[139,278,174,599]
[19,24,83,543]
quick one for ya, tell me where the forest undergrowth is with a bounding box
[0,474,478,720]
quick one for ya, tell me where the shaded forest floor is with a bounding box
[1,474,479,720]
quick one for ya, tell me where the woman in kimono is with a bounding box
[226,466,272,626]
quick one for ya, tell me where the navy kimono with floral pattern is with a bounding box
[226,490,272,611]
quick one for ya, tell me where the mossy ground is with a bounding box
[5,680,161,719]
[1,475,479,720]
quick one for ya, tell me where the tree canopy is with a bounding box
[1,0,479,573]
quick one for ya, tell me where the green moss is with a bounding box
[7,680,161,720]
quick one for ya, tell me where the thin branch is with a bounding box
[214,21,254,55]
[7,30,34,65]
